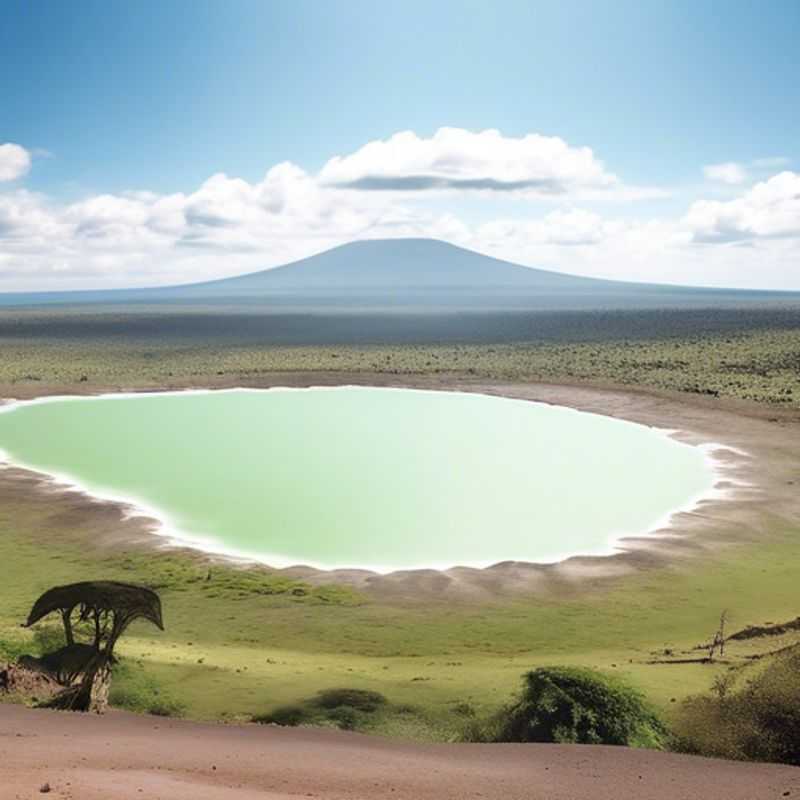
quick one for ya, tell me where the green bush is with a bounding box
[466,667,665,747]
[673,649,800,765]
[252,704,313,726]
[253,687,389,730]
[315,688,387,712]
[326,705,360,730]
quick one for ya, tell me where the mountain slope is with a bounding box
[1,238,798,309]
[194,238,606,291]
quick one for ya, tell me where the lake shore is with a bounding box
[2,703,799,800]
[1,373,798,601]
[0,384,728,572]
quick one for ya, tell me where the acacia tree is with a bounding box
[24,581,164,712]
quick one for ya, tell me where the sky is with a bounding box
[1,0,799,291]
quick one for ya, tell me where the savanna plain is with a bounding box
[1,303,799,757]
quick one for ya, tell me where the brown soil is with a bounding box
[0,664,60,705]
[1,704,799,800]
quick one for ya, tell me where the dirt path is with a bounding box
[1,705,798,800]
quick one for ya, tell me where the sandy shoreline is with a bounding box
[1,373,798,600]
[1,704,798,800]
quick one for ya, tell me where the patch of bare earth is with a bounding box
[1,704,799,800]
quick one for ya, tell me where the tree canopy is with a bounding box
[25,581,163,634]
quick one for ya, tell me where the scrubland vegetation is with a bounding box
[462,666,666,747]
[1,308,799,407]
[1,303,799,762]
[253,687,391,731]
[3,497,800,754]
[673,648,800,765]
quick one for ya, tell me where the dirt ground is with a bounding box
[1,704,798,800]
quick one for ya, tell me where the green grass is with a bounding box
[109,659,186,717]
[1,313,798,738]
[1,485,799,737]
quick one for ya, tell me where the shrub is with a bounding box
[326,705,360,730]
[253,687,389,730]
[252,704,312,726]
[673,649,800,765]
[468,667,665,747]
[315,688,387,712]
[146,698,185,717]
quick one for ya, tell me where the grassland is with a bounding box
[1,303,799,740]
[1,474,799,739]
[1,309,799,407]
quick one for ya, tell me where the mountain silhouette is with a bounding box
[1,238,796,309]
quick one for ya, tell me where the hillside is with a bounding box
[193,238,605,291]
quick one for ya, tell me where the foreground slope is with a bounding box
[1,705,798,800]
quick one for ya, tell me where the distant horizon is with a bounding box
[2,1,799,292]
[2,236,799,300]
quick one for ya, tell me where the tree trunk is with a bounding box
[61,610,74,646]
[41,655,112,713]
[87,660,112,713]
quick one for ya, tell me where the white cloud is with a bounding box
[0,143,32,182]
[686,171,800,242]
[477,209,622,247]
[703,162,748,185]
[703,157,794,186]
[319,127,619,196]
[0,133,798,291]
[0,159,469,288]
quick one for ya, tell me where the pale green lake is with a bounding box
[0,387,716,571]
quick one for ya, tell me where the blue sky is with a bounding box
[1,0,799,290]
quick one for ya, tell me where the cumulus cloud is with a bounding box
[703,162,748,185]
[0,159,472,289]
[0,132,799,291]
[703,157,793,185]
[474,212,693,275]
[0,143,32,182]
[686,171,800,243]
[477,209,623,248]
[319,128,619,195]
